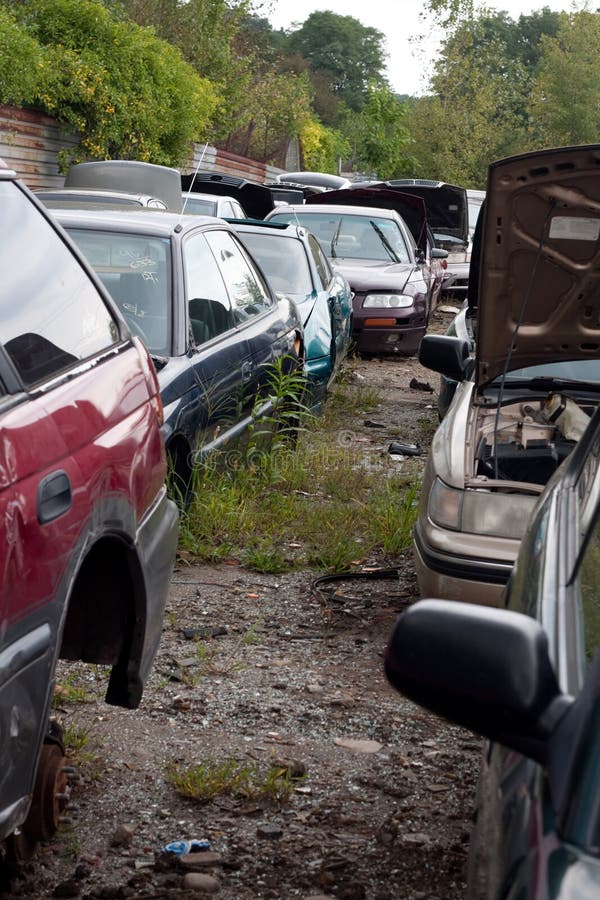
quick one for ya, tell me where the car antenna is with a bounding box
[491,198,557,479]
[181,142,208,216]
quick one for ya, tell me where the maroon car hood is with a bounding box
[331,258,414,292]
[307,187,428,253]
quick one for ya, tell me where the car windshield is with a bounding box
[493,359,600,386]
[270,212,410,263]
[238,232,313,299]
[67,228,172,356]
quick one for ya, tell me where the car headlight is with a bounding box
[363,294,413,309]
[428,477,537,539]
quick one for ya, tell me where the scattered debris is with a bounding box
[409,377,435,393]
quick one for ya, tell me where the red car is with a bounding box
[0,161,178,862]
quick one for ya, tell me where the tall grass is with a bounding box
[176,362,420,572]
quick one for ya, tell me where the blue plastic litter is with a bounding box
[163,839,211,855]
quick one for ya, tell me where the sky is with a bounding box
[262,0,578,96]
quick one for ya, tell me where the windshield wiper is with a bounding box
[330,217,343,258]
[368,220,400,262]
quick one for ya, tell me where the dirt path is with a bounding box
[6,311,482,900]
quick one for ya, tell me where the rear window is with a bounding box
[0,182,119,386]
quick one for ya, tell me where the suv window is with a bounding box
[0,182,118,386]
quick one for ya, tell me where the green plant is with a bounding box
[166,758,297,804]
[52,673,93,706]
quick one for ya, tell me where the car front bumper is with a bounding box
[412,520,515,607]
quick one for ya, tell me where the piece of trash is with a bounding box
[363,419,384,428]
[162,839,211,855]
[388,442,422,457]
[181,625,228,640]
[245,592,261,599]
[409,377,434,393]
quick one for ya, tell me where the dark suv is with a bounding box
[0,161,178,861]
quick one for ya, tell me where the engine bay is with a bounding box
[474,393,595,486]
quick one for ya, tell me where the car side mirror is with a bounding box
[419,334,471,381]
[431,248,448,259]
[384,599,600,818]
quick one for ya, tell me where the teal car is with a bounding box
[232,220,353,409]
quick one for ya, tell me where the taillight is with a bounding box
[132,336,164,427]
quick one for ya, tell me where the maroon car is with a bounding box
[266,195,445,355]
[0,161,178,862]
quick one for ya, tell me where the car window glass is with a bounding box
[238,232,312,298]
[205,230,273,321]
[0,182,119,386]
[183,231,234,345]
[269,212,411,263]
[308,234,331,290]
[66,228,171,357]
[183,196,216,216]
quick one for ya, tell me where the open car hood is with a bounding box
[181,172,274,220]
[306,187,428,253]
[475,144,600,388]
[387,179,468,245]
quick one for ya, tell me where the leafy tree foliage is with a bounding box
[405,6,564,186]
[342,84,414,179]
[300,119,350,173]
[286,11,387,113]
[2,0,218,168]
[0,6,42,105]
[529,11,600,147]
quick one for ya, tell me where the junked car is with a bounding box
[386,395,600,899]
[232,220,353,408]
[181,191,246,218]
[181,172,274,220]
[53,208,303,494]
[413,143,600,606]
[36,188,169,210]
[0,162,178,860]
[387,178,469,298]
[265,197,439,355]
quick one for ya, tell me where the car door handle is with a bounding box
[241,361,253,383]
[37,470,72,524]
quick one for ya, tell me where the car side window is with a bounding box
[308,234,331,290]
[0,181,118,387]
[183,231,234,345]
[204,230,273,322]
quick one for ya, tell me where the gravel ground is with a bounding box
[4,310,482,900]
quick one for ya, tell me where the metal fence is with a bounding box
[0,104,284,189]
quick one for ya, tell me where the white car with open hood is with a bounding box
[414,143,600,606]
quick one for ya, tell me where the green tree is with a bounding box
[405,20,527,186]
[222,69,314,165]
[0,5,42,104]
[4,0,218,167]
[342,83,414,179]
[286,11,387,113]
[529,10,600,146]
